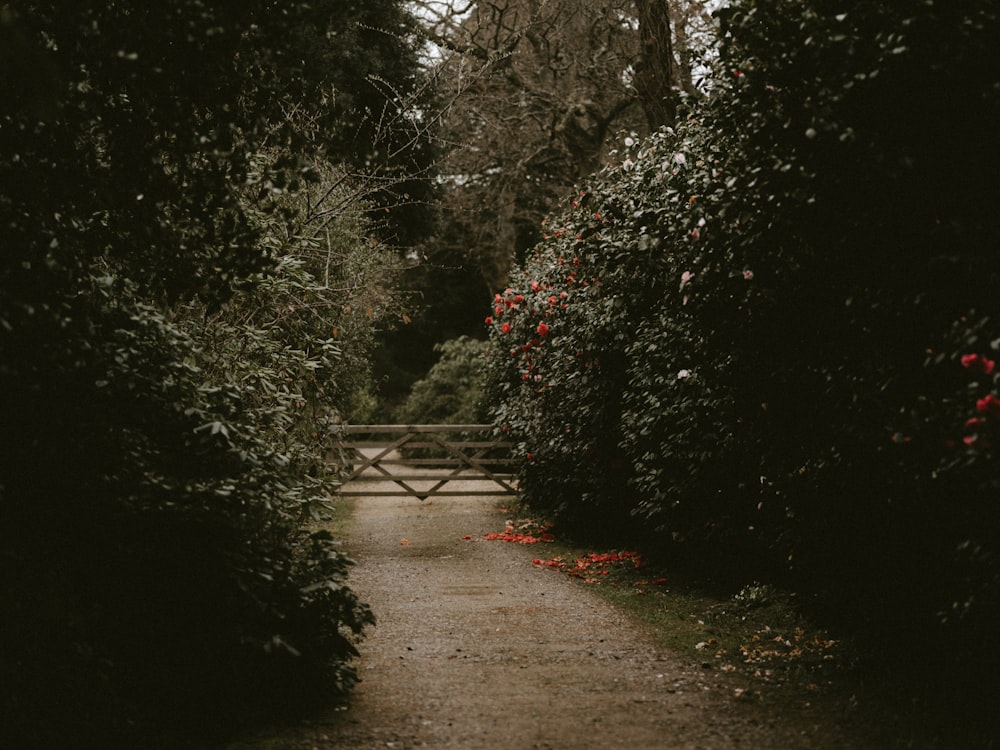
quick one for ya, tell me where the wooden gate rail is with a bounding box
[333,424,518,499]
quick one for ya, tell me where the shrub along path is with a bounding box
[224,482,878,749]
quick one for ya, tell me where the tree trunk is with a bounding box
[633,0,677,128]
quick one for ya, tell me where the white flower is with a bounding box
[677,369,691,380]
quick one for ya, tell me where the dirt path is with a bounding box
[226,479,877,749]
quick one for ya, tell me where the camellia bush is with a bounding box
[485,0,1000,696]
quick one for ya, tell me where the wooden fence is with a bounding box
[333,424,518,499]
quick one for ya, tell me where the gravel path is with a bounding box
[226,474,877,749]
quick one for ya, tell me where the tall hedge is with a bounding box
[0,2,423,747]
[485,0,999,691]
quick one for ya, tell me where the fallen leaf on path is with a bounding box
[484,531,551,544]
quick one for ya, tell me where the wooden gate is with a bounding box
[334,424,518,500]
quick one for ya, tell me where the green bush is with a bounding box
[1,280,376,748]
[485,0,1000,694]
[398,336,490,425]
[394,336,490,462]
[0,2,421,746]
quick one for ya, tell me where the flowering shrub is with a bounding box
[484,201,638,539]
[485,0,1000,693]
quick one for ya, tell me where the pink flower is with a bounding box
[743,269,754,280]
[531,280,541,292]
[536,322,550,337]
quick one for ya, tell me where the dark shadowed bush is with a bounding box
[0,2,426,746]
[485,0,1000,699]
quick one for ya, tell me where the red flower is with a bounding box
[484,316,493,325]
[501,322,512,334]
[976,394,1000,419]
[961,353,996,374]
[536,322,550,337]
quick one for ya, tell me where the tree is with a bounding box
[367,1,718,417]
[414,0,717,319]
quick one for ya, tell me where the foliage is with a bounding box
[421,0,719,289]
[369,1,722,413]
[398,336,490,425]
[485,0,1000,701]
[0,2,424,747]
